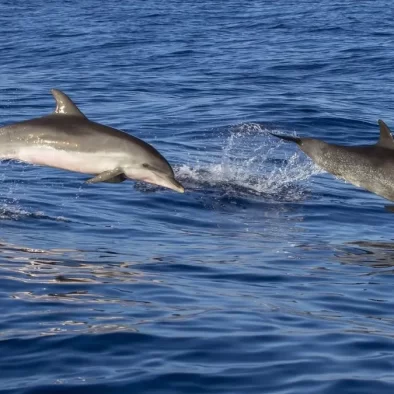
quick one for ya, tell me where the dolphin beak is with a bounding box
[164,176,185,193]
[270,132,302,145]
[149,171,185,193]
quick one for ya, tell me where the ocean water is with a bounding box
[1,1,394,393]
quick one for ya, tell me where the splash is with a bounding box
[0,199,69,221]
[0,207,69,222]
[175,123,322,201]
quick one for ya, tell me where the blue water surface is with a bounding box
[1,1,394,393]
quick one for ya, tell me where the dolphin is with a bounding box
[270,120,394,201]
[0,89,184,193]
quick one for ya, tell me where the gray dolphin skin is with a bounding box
[271,120,394,201]
[0,89,184,193]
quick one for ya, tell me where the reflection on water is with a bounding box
[337,240,394,270]
[0,242,140,336]
[0,241,218,338]
[0,241,150,284]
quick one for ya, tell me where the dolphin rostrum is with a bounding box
[271,120,394,201]
[0,89,184,193]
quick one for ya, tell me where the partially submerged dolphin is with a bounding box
[0,89,184,193]
[271,120,394,201]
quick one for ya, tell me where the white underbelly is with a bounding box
[14,146,126,175]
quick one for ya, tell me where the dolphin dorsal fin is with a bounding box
[377,119,394,149]
[51,89,87,118]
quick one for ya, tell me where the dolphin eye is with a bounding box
[142,163,149,168]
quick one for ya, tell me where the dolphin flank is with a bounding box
[271,120,394,202]
[0,89,184,193]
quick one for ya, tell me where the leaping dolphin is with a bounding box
[0,89,184,193]
[271,120,394,201]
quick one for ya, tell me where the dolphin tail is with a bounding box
[269,132,302,145]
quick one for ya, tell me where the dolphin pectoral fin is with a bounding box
[103,174,127,183]
[377,120,394,149]
[85,168,126,184]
